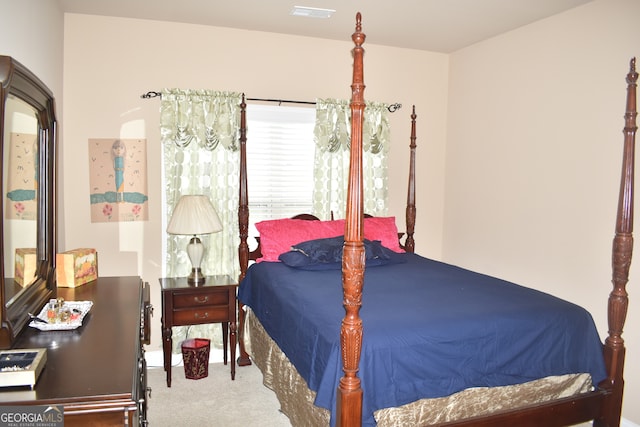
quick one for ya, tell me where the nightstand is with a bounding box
[159,275,238,387]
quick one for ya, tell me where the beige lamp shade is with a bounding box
[166,195,222,236]
[166,195,222,285]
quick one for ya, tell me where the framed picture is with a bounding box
[88,138,148,222]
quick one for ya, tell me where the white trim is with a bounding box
[622,418,640,427]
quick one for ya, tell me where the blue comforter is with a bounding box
[238,253,606,427]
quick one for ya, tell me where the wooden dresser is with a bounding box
[0,276,151,426]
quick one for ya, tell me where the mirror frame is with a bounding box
[0,55,57,349]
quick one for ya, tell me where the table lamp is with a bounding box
[166,195,222,285]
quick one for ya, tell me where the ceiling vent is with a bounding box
[290,6,336,19]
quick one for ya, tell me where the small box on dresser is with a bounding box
[56,248,98,288]
[15,248,37,287]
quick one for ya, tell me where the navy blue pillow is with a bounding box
[278,251,341,270]
[292,236,346,263]
[278,236,402,270]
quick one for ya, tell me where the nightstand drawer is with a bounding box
[173,306,230,325]
[172,290,229,308]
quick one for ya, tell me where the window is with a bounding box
[245,103,316,234]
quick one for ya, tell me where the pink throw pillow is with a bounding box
[255,216,403,262]
[255,219,345,262]
[364,216,404,253]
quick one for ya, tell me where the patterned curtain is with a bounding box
[312,98,391,219]
[160,89,242,353]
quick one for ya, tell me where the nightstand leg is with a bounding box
[161,324,173,387]
[222,322,228,365]
[230,320,237,380]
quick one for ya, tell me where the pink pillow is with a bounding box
[255,216,403,262]
[255,219,345,262]
[364,216,403,253]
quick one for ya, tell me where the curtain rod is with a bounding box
[247,97,315,106]
[140,91,402,113]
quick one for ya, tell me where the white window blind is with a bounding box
[246,103,316,234]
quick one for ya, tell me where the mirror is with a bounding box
[0,55,57,349]
[4,95,39,304]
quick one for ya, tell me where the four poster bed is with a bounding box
[236,14,635,427]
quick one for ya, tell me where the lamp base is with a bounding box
[188,268,206,285]
[186,236,206,285]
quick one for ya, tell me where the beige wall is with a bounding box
[445,0,640,423]
[0,0,64,99]
[61,13,449,355]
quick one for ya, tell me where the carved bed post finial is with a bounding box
[597,57,637,427]
[337,12,366,427]
[405,105,417,253]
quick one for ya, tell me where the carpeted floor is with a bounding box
[146,362,292,427]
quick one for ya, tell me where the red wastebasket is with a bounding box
[181,338,210,380]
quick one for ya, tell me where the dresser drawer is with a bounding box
[173,306,230,325]
[172,289,229,309]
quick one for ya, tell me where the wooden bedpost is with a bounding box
[404,105,417,253]
[237,94,252,366]
[337,12,365,427]
[238,93,249,282]
[596,57,637,427]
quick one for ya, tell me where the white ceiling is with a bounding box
[58,0,594,53]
